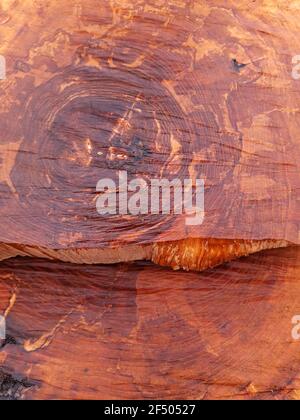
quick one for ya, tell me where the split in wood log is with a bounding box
[0,238,289,271]
[0,247,300,400]
[0,0,299,270]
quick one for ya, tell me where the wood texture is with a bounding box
[0,0,299,270]
[0,246,300,400]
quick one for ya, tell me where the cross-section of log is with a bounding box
[0,247,300,400]
[0,0,298,269]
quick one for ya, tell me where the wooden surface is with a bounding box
[0,0,299,401]
[0,246,300,400]
[0,0,299,267]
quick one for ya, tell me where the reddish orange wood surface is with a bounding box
[0,247,300,400]
[0,0,299,401]
[0,0,299,256]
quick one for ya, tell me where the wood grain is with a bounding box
[0,0,298,270]
[0,246,300,400]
